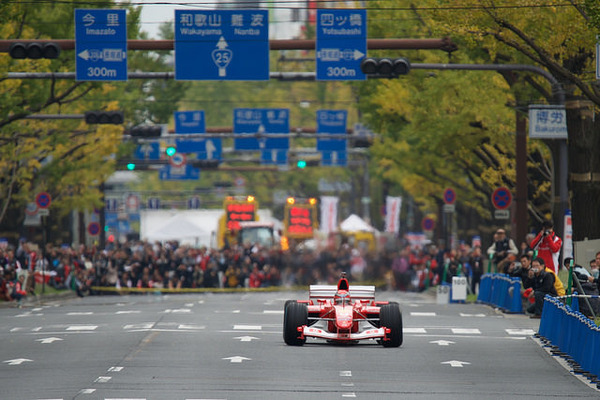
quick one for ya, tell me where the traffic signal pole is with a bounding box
[0,38,457,53]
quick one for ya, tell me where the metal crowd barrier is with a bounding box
[476,273,523,313]
[538,295,600,384]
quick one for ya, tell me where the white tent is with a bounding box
[340,214,376,232]
[145,213,210,247]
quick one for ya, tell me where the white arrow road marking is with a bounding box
[4,358,33,366]
[222,356,251,363]
[410,312,436,317]
[441,360,471,368]
[31,326,42,332]
[403,328,427,334]
[36,337,63,344]
[234,336,259,342]
[506,329,536,335]
[430,340,455,346]
[459,313,486,317]
[66,325,97,331]
[94,376,111,383]
[451,328,481,335]
[233,325,262,330]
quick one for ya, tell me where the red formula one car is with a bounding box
[283,274,403,347]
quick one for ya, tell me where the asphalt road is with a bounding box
[0,290,598,400]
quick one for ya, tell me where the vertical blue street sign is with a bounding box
[174,9,269,80]
[75,9,127,81]
[134,142,160,160]
[317,110,347,152]
[321,150,347,167]
[233,108,290,151]
[316,9,367,81]
[260,149,288,166]
[175,111,206,133]
[147,198,161,210]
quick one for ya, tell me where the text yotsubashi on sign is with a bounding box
[175,10,269,80]
[75,9,127,81]
[316,9,367,81]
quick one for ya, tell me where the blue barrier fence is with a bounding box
[477,273,523,313]
[538,295,600,381]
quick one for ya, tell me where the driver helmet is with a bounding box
[334,290,350,305]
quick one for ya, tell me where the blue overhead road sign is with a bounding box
[321,150,347,167]
[75,9,127,81]
[175,111,206,133]
[159,165,200,181]
[316,9,367,81]
[175,10,269,80]
[175,138,222,160]
[317,110,347,152]
[233,108,290,151]
[134,142,160,160]
[261,150,288,166]
[174,110,221,160]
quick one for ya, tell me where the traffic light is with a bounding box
[297,160,307,169]
[360,57,410,77]
[85,111,124,125]
[165,146,177,157]
[126,162,136,171]
[9,42,61,59]
[128,125,162,138]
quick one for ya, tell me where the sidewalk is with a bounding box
[0,290,77,308]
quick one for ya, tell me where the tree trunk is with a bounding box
[566,99,600,241]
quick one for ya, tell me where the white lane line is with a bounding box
[123,323,154,330]
[178,324,206,330]
[66,325,97,331]
[342,393,356,398]
[79,388,96,394]
[107,366,124,372]
[451,328,481,335]
[410,312,436,317]
[263,310,284,314]
[94,376,111,383]
[404,328,427,334]
[233,325,262,330]
[506,328,536,335]
[163,309,191,313]
[341,383,355,387]
[222,356,251,363]
[115,310,140,314]
[67,312,93,316]
[234,336,260,342]
[459,313,486,317]
[339,370,352,377]
[36,337,63,344]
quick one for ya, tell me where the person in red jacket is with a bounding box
[530,220,562,274]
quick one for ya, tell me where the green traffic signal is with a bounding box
[126,163,136,170]
[297,160,307,169]
[166,146,177,157]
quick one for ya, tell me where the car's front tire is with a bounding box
[380,303,403,347]
[283,302,307,346]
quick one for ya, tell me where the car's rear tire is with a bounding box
[283,302,307,346]
[380,303,403,347]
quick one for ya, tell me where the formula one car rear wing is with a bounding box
[309,285,376,301]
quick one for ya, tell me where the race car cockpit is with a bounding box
[334,290,351,305]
